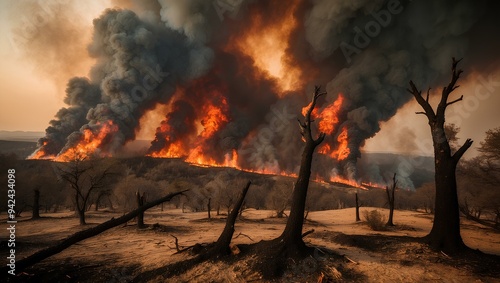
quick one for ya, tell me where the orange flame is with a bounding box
[185,96,229,164]
[318,94,344,135]
[28,141,54,160]
[332,127,350,161]
[329,176,367,190]
[361,182,387,190]
[54,120,118,162]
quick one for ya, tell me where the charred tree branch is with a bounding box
[453,138,473,162]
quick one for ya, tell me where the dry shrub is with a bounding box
[363,210,386,231]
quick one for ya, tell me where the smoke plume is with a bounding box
[28,0,498,187]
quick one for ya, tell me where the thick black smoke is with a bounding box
[30,0,498,187]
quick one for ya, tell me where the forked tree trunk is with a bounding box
[386,173,397,226]
[355,193,360,222]
[277,86,326,257]
[32,189,40,219]
[4,190,187,273]
[408,58,473,254]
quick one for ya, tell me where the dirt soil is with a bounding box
[2,207,499,282]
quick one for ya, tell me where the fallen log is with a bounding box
[5,190,187,273]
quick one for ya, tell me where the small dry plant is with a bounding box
[363,210,386,231]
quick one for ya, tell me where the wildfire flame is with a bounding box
[28,141,54,160]
[54,121,118,162]
[318,94,344,135]
[332,127,350,161]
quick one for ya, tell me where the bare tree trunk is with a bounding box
[78,209,86,225]
[207,198,211,220]
[203,181,251,258]
[355,193,360,222]
[277,86,326,257]
[5,190,187,273]
[408,58,473,254]
[136,191,146,228]
[32,189,40,219]
[386,173,397,226]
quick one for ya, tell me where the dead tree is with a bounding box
[202,181,251,258]
[241,86,327,278]
[207,197,211,220]
[408,58,473,254]
[132,183,252,282]
[136,191,146,228]
[355,192,361,222]
[56,157,118,225]
[4,190,187,273]
[279,86,326,254]
[385,173,397,226]
[32,189,40,219]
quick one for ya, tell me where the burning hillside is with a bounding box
[28,0,493,188]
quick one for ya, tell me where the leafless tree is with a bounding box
[55,155,120,225]
[408,58,473,253]
[385,173,397,226]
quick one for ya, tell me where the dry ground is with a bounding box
[2,207,499,282]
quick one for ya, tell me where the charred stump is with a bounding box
[408,58,473,254]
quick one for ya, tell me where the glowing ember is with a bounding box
[361,182,387,190]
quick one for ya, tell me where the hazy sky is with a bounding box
[0,0,499,158]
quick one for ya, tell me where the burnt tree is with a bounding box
[385,173,397,226]
[136,191,146,228]
[32,188,40,219]
[279,85,326,255]
[355,192,361,222]
[207,197,212,220]
[408,58,473,253]
[56,157,118,225]
[241,86,327,279]
[203,181,251,258]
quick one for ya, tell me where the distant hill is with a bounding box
[0,140,37,158]
[0,130,44,142]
